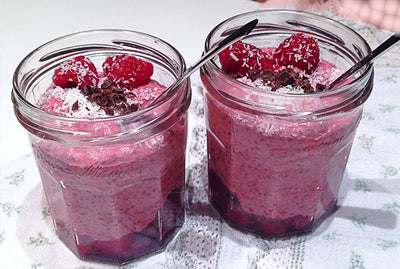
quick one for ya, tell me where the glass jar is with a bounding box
[201,10,373,238]
[12,30,191,264]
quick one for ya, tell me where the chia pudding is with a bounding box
[12,30,191,264]
[200,11,373,238]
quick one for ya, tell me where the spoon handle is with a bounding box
[183,19,258,83]
[151,19,258,104]
[325,32,400,91]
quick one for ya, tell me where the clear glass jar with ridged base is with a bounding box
[12,30,191,264]
[201,10,373,238]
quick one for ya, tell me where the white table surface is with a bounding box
[0,0,259,168]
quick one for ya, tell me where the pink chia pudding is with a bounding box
[12,30,191,264]
[201,11,373,238]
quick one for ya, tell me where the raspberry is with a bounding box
[273,33,320,74]
[53,56,99,89]
[219,41,274,77]
[102,55,153,89]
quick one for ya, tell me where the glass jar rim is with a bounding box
[12,29,190,123]
[203,9,373,99]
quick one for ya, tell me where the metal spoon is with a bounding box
[151,19,258,105]
[324,32,400,91]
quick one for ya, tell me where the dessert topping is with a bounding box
[249,68,323,93]
[81,80,138,116]
[219,33,324,93]
[103,55,154,90]
[273,33,320,75]
[219,40,275,77]
[53,56,99,89]
[50,54,156,116]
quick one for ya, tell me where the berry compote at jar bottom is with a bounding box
[200,10,374,238]
[12,30,191,264]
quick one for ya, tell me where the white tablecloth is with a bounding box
[1,3,399,269]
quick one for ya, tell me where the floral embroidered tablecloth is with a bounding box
[1,11,399,269]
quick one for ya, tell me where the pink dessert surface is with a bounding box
[38,79,165,118]
[33,55,186,263]
[202,34,363,237]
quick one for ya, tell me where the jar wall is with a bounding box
[201,10,373,238]
[30,115,187,263]
[202,83,362,237]
[12,30,191,263]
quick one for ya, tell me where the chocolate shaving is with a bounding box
[248,70,261,81]
[80,79,138,116]
[72,100,79,111]
[101,79,114,89]
[243,68,327,93]
[316,83,327,92]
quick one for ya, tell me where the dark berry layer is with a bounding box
[209,169,337,238]
[71,189,184,264]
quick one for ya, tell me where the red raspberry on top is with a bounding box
[219,41,274,77]
[53,56,99,89]
[102,55,153,90]
[273,33,320,74]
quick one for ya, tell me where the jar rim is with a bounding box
[203,9,373,100]
[12,29,190,123]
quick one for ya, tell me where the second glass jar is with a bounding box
[201,10,373,238]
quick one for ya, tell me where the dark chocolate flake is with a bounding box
[72,100,79,111]
[251,67,326,93]
[248,70,261,81]
[316,83,327,92]
[103,107,115,116]
[261,70,272,80]
[100,79,114,89]
[130,103,138,112]
[80,80,137,115]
